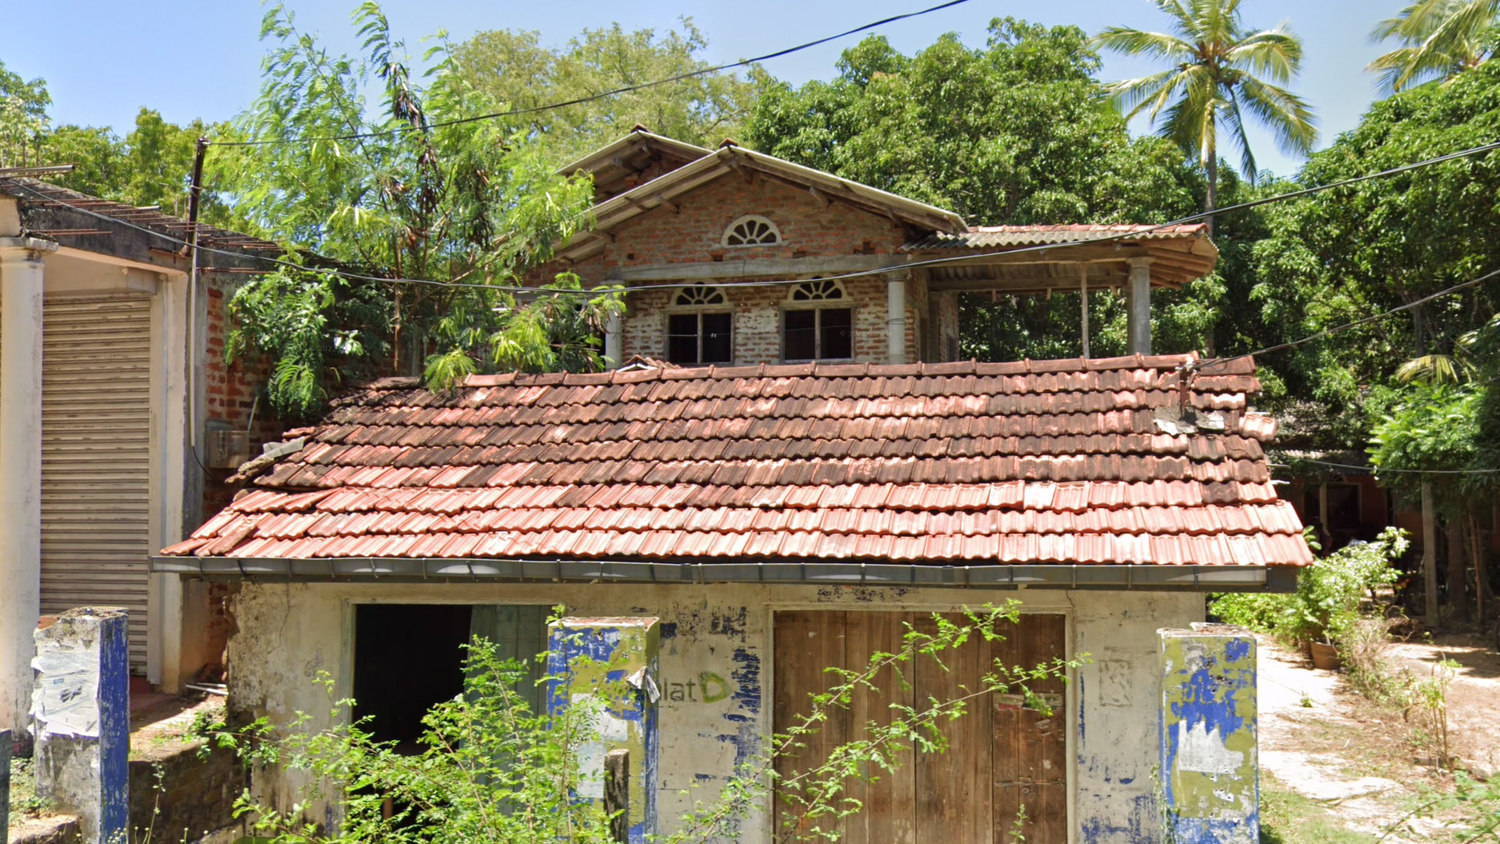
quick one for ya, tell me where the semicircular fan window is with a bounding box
[723,215,781,246]
[673,284,728,307]
[788,279,845,302]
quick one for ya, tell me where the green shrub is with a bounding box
[1210,527,1407,650]
[1208,591,1296,636]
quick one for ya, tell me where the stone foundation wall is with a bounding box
[128,738,243,843]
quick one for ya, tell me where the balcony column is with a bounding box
[1127,257,1154,355]
[604,303,623,368]
[886,271,908,365]
[0,236,56,743]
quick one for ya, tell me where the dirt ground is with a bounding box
[1259,631,1500,842]
[1386,631,1500,778]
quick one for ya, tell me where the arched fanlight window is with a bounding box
[722,215,782,247]
[667,285,732,365]
[783,279,852,361]
[673,284,728,307]
[788,279,845,302]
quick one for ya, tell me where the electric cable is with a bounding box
[12,137,1500,299]
[211,0,975,147]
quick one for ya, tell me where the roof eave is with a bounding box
[150,555,1297,592]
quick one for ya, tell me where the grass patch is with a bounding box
[1260,773,1382,843]
[8,754,54,818]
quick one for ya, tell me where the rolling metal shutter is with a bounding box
[40,295,153,669]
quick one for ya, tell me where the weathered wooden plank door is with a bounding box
[773,611,1067,844]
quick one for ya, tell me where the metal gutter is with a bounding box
[149,556,1295,592]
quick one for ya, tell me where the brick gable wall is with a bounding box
[531,173,933,366]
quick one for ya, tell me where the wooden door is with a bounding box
[773,611,1067,844]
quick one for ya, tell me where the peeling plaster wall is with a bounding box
[227,582,1202,842]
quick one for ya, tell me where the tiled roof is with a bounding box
[902,224,1210,251]
[163,354,1311,568]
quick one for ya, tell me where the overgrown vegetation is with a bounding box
[1212,528,1406,652]
[197,604,1078,843]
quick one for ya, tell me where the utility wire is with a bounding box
[211,0,974,147]
[14,137,1500,299]
[1270,459,1500,476]
[1198,266,1500,373]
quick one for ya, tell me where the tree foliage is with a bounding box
[209,4,622,420]
[747,19,1200,226]
[1246,56,1500,451]
[0,59,51,167]
[745,18,1244,363]
[448,19,755,163]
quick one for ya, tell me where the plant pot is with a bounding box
[1310,641,1341,671]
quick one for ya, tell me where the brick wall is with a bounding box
[203,278,283,521]
[533,173,936,366]
[618,277,917,366]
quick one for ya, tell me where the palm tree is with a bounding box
[1093,0,1317,229]
[1368,0,1499,93]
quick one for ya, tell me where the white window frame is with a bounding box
[781,280,853,362]
[667,285,734,365]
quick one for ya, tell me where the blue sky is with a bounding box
[7,0,1407,178]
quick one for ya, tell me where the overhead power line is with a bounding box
[1198,266,1500,374]
[13,137,1500,299]
[212,0,975,147]
[1271,458,1500,476]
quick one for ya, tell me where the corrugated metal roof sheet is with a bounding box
[903,224,1210,251]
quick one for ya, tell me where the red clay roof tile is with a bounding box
[170,354,1308,567]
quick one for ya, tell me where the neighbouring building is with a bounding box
[152,131,1308,843]
[0,177,281,741]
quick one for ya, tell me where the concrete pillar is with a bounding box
[605,310,623,368]
[1159,624,1258,844]
[0,236,56,742]
[1127,257,1154,356]
[32,608,130,844]
[1079,264,1090,359]
[547,617,660,844]
[886,272,907,365]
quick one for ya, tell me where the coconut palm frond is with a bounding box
[1223,90,1259,180]
[1107,67,1194,122]
[1396,353,1476,384]
[1095,0,1315,217]
[1368,0,1498,91]
[1092,27,1196,62]
[1236,75,1318,157]
[1227,27,1303,83]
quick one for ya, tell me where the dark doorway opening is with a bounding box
[353,603,473,752]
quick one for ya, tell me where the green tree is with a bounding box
[449,19,755,163]
[37,109,208,214]
[1369,0,1500,93]
[0,59,51,167]
[747,18,1269,362]
[748,19,1199,226]
[211,3,621,420]
[1246,56,1500,453]
[1093,0,1318,225]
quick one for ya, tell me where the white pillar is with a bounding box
[604,310,623,368]
[886,272,907,365]
[1127,257,1153,355]
[0,236,56,740]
